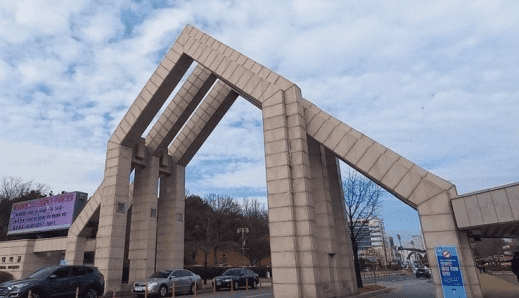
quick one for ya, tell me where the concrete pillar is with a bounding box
[307,137,358,297]
[418,190,483,298]
[263,86,321,298]
[156,158,185,270]
[95,142,132,291]
[128,153,160,282]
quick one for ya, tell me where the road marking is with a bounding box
[246,294,272,298]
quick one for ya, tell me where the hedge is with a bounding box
[0,271,14,284]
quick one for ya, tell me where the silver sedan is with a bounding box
[131,269,202,297]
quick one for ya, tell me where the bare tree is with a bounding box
[0,176,50,201]
[204,194,242,264]
[343,170,383,288]
[0,177,51,241]
[240,198,269,265]
[184,195,214,267]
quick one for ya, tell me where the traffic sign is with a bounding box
[435,246,467,298]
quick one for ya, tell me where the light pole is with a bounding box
[397,234,403,267]
[237,228,249,258]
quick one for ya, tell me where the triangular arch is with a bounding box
[65,25,483,298]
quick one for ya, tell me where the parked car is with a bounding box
[131,269,202,297]
[213,268,259,291]
[0,265,105,298]
[415,268,431,278]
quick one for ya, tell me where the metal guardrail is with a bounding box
[361,269,410,279]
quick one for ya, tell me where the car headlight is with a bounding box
[147,282,158,288]
[7,283,28,291]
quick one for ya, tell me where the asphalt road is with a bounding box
[363,275,435,298]
[185,288,272,297]
[106,275,436,298]
[103,284,273,298]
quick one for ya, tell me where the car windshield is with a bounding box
[149,271,171,278]
[222,270,240,276]
[28,267,58,279]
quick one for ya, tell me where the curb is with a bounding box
[346,287,392,298]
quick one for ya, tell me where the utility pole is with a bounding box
[382,229,388,269]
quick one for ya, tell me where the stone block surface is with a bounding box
[420,214,457,232]
[491,189,515,222]
[476,192,498,224]
[463,195,484,226]
[506,185,519,220]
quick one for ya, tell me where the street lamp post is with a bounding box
[237,228,249,258]
[397,234,404,267]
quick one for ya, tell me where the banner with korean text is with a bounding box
[8,192,79,235]
[435,246,467,298]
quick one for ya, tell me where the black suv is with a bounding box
[415,267,431,278]
[213,268,259,291]
[0,265,105,298]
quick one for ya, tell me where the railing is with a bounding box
[361,269,410,279]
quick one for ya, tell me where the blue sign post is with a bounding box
[435,246,467,298]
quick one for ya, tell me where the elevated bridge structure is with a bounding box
[452,182,519,238]
[59,25,516,298]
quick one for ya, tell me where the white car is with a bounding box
[132,269,202,297]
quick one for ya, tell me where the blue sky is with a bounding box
[1,0,519,243]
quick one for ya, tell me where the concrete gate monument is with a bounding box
[64,25,484,298]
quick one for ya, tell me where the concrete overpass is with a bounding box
[452,182,519,238]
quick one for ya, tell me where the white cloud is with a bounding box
[1,0,519,238]
[0,140,104,196]
[201,161,266,190]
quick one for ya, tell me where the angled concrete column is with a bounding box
[325,149,358,295]
[156,157,186,270]
[263,86,321,298]
[66,186,103,265]
[308,137,337,297]
[96,142,132,291]
[418,189,483,298]
[128,152,160,282]
[307,137,358,297]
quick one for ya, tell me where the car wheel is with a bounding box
[189,283,197,295]
[85,288,98,298]
[158,285,168,297]
[252,280,257,289]
[234,281,239,291]
[215,285,221,291]
[28,291,42,298]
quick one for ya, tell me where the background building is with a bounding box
[353,219,372,250]
[404,234,425,251]
[354,217,395,265]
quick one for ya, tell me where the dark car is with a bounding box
[0,265,105,298]
[415,268,431,278]
[131,269,202,297]
[213,268,259,291]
